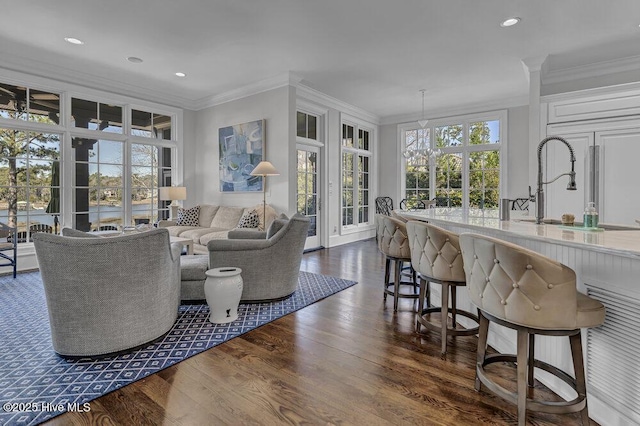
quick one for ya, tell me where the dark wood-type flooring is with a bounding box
[44,239,595,425]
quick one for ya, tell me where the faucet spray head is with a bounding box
[567,172,577,190]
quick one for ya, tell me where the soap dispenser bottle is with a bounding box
[583,202,599,228]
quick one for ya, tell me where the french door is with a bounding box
[296,145,321,249]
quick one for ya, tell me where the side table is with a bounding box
[204,267,243,323]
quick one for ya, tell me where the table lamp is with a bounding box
[250,161,280,222]
[159,186,187,220]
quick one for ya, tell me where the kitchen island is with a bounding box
[399,208,640,426]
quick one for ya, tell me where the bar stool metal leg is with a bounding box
[440,282,450,357]
[383,257,390,302]
[570,332,590,425]
[394,259,402,311]
[517,330,529,426]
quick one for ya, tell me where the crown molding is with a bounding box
[542,54,640,86]
[0,51,193,109]
[294,84,380,125]
[191,72,303,111]
[379,95,529,126]
[540,80,640,103]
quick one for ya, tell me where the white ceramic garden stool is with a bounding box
[204,267,243,323]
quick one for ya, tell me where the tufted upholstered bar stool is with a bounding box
[459,233,605,426]
[375,214,419,311]
[406,221,479,357]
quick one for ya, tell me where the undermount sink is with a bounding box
[516,217,640,230]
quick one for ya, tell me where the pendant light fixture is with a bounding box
[417,89,428,128]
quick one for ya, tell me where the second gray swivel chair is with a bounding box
[406,221,479,356]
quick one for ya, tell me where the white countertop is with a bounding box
[398,208,640,259]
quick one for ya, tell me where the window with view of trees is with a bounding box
[402,115,503,210]
[0,80,179,242]
[0,83,62,241]
[342,123,372,228]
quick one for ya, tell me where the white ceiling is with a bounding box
[1,0,639,119]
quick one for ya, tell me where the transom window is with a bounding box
[0,83,60,125]
[297,111,317,140]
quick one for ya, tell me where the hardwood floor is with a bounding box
[44,239,593,425]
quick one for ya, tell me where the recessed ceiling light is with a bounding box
[64,37,84,45]
[127,57,143,63]
[500,17,521,27]
[175,72,186,77]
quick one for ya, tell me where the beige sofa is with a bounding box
[158,204,276,254]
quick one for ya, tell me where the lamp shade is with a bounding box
[159,186,187,201]
[250,161,280,176]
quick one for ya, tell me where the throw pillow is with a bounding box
[252,203,277,231]
[237,209,260,229]
[176,205,200,226]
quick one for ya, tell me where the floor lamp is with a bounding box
[159,186,187,220]
[250,161,280,224]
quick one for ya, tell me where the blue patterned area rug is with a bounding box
[0,271,356,426]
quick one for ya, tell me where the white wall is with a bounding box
[182,109,198,207]
[378,105,530,204]
[193,86,294,215]
[378,123,399,202]
[506,105,530,199]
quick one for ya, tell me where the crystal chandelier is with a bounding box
[402,89,441,160]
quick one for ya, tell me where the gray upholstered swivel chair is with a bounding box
[406,221,478,356]
[207,214,309,302]
[375,214,419,311]
[33,228,182,358]
[460,233,605,425]
[0,222,17,278]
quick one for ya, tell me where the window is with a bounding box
[342,123,372,228]
[402,114,503,210]
[71,98,123,133]
[0,83,62,240]
[72,138,124,231]
[131,144,172,224]
[404,128,431,205]
[132,109,172,139]
[297,111,317,140]
[0,83,60,125]
[71,106,175,230]
[0,78,179,243]
[0,128,61,240]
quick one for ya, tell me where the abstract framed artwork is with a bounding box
[218,119,264,192]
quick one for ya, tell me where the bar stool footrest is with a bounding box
[478,354,586,415]
[417,307,480,336]
[384,282,420,300]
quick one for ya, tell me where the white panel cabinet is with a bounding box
[598,129,640,225]
[545,125,640,226]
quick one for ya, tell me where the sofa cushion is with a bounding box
[199,230,231,246]
[179,227,228,244]
[198,205,220,227]
[237,210,260,229]
[176,206,200,226]
[165,225,199,237]
[210,206,245,229]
